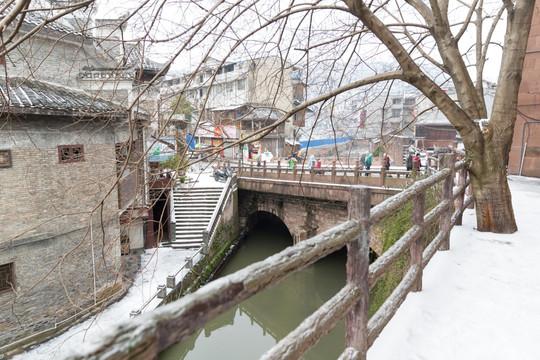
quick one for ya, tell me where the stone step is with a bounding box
[175,214,211,219]
[174,192,221,196]
[176,229,206,235]
[170,241,203,249]
[174,205,217,210]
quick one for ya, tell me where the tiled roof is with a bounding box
[0,77,124,116]
[4,4,83,35]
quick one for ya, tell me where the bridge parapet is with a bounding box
[237,177,399,206]
[233,160,411,188]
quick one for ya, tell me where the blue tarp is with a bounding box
[186,134,196,150]
[299,136,354,149]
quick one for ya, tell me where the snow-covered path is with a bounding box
[368,175,540,360]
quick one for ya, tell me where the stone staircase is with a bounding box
[170,186,223,249]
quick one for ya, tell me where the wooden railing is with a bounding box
[75,154,472,359]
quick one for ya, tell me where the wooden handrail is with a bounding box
[73,154,474,359]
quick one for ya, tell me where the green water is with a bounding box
[161,226,346,360]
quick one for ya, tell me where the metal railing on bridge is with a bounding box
[77,154,472,359]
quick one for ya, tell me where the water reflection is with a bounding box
[161,221,346,360]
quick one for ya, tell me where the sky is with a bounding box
[13,172,540,359]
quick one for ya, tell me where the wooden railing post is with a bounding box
[454,167,466,225]
[380,165,386,187]
[354,160,359,183]
[331,160,336,183]
[277,160,281,179]
[238,157,242,176]
[411,190,425,292]
[249,161,253,177]
[263,160,267,178]
[310,165,315,182]
[346,186,370,359]
[439,154,456,250]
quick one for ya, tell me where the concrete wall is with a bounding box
[0,115,122,346]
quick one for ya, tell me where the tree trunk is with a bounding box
[469,164,517,234]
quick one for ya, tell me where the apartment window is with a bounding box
[237,79,245,91]
[392,109,401,117]
[0,149,12,168]
[227,83,233,93]
[392,98,402,105]
[58,145,84,164]
[404,98,416,106]
[0,263,14,293]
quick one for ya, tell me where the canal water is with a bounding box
[161,219,347,359]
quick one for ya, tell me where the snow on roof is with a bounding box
[242,108,284,121]
[0,77,124,116]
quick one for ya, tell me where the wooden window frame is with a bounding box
[0,149,12,168]
[0,263,14,293]
[58,145,85,164]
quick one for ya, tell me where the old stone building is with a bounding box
[0,77,128,347]
[0,3,167,348]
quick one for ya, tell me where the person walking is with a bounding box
[364,153,373,176]
[359,153,366,170]
[413,152,422,174]
[383,153,390,171]
[406,153,413,177]
[308,154,317,169]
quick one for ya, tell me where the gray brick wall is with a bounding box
[0,115,122,347]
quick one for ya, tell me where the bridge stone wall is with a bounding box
[238,189,349,243]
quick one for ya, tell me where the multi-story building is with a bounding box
[161,56,306,159]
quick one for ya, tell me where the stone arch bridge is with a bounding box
[237,177,401,255]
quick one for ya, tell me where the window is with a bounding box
[237,79,245,91]
[58,145,84,164]
[227,83,233,93]
[404,98,416,106]
[0,149,12,168]
[392,109,401,117]
[392,98,402,104]
[0,263,14,293]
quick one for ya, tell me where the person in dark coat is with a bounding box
[406,153,413,171]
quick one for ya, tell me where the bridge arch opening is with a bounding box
[246,211,293,245]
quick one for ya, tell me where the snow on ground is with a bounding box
[14,239,196,358]
[368,175,540,360]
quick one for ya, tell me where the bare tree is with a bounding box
[144,0,532,233]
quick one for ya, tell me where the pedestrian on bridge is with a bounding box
[308,155,317,169]
[365,153,373,176]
